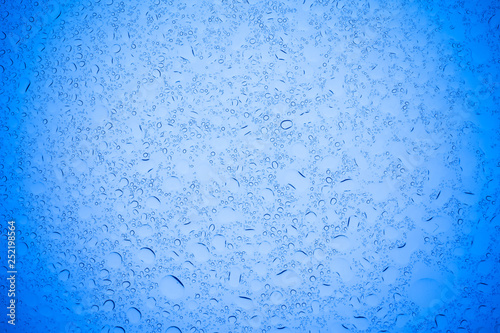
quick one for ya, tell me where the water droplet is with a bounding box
[103,300,115,311]
[138,247,155,265]
[273,269,301,288]
[189,242,210,262]
[106,252,122,268]
[248,314,262,328]
[126,307,141,323]
[111,44,121,53]
[270,291,283,304]
[280,120,293,130]
[331,258,354,282]
[331,235,351,252]
[162,176,182,192]
[28,182,45,195]
[119,177,129,187]
[353,316,369,330]
[58,269,70,281]
[313,248,325,261]
[409,278,442,308]
[145,196,161,209]
[211,235,226,254]
[235,296,254,310]
[159,275,185,300]
[136,224,153,238]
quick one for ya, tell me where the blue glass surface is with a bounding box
[1,0,499,332]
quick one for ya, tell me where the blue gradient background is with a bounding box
[1,0,499,332]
